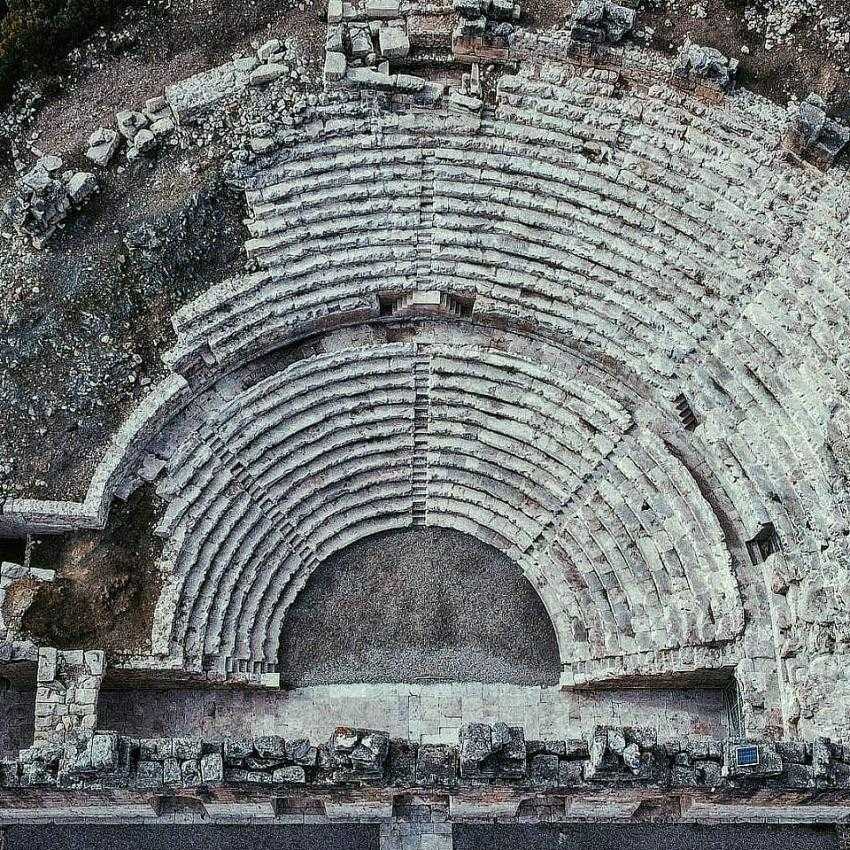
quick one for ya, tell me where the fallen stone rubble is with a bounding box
[787,93,850,166]
[672,38,738,92]
[0,157,99,247]
[5,723,850,792]
[569,0,637,47]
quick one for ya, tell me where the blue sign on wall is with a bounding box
[735,745,760,767]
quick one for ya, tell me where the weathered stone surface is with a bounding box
[416,744,456,785]
[348,23,373,57]
[249,63,288,86]
[378,26,410,59]
[257,39,282,61]
[116,110,149,141]
[365,0,400,18]
[254,736,287,759]
[790,93,850,164]
[672,38,738,91]
[272,765,306,783]
[66,172,98,206]
[324,51,347,82]
[131,129,157,156]
[150,117,175,138]
[86,128,120,167]
[569,0,635,45]
[200,752,224,783]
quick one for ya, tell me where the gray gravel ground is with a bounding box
[3,824,378,850]
[278,527,563,687]
[5,823,841,850]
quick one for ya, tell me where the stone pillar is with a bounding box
[33,648,105,746]
[380,821,453,850]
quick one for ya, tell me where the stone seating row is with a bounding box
[150,342,744,677]
[537,430,743,661]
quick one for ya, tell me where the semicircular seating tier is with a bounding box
[151,342,743,682]
[163,68,850,597]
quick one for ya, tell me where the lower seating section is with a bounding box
[150,341,744,680]
[153,346,418,675]
[536,430,743,664]
[427,346,632,555]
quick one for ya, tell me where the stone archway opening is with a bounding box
[278,527,562,688]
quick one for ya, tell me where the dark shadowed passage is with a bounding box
[454,824,842,850]
[278,527,562,687]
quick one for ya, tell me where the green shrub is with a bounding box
[0,0,127,103]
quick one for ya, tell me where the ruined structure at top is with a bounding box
[2,0,850,842]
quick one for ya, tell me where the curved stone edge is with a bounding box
[0,374,190,535]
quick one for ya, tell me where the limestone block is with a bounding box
[66,172,98,207]
[325,23,345,52]
[327,0,343,22]
[115,110,149,141]
[324,51,347,83]
[673,38,738,91]
[365,0,400,17]
[144,95,170,119]
[254,735,287,759]
[89,734,118,771]
[165,61,252,124]
[416,744,457,785]
[454,0,485,16]
[348,22,373,57]
[272,765,306,783]
[181,759,201,785]
[133,129,158,155]
[378,26,410,59]
[530,753,560,784]
[792,94,850,162]
[345,67,395,90]
[257,39,282,61]
[394,73,426,93]
[249,63,288,86]
[224,740,254,764]
[135,760,164,788]
[449,90,483,113]
[285,739,318,767]
[150,117,175,138]
[174,739,203,761]
[37,154,63,173]
[37,648,57,683]
[200,752,224,783]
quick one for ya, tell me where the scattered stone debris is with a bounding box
[1,158,99,247]
[86,128,120,167]
[785,93,850,167]
[569,0,637,46]
[672,37,738,92]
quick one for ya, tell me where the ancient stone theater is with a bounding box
[2,0,850,845]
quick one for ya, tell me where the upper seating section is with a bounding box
[168,71,849,400]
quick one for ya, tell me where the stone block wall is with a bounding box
[32,649,105,747]
[0,562,54,665]
[6,722,850,797]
